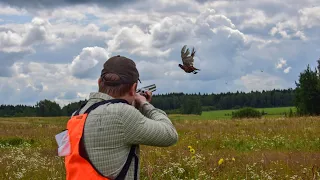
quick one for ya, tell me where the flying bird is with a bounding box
[179,45,200,74]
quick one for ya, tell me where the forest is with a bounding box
[0,88,295,117]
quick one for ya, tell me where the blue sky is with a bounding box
[0,0,319,106]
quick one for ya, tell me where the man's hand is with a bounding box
[143,91,152,102]
[134,91,152,108]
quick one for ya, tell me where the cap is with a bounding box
[100,55,141,86]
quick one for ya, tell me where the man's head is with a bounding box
[98,55,141,104]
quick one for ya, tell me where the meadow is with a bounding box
[1,107,319,179]
[170,106,296,121]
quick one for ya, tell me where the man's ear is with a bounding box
[98,77,102,85]
[130,83,137,96]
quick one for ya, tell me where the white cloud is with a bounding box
[1,61,98,106]
[35,6,87,21]
[0,4,28,15]
[21,17,58,46]
[149,16,194,48]
[107,25,172,58]
[238,71,290,92]
[68,46,110,79]
[298,6,320,28]
[269,20,307,40]
[238,9,269,29]
[0,30,26,52]
[276,58,287,69]
[0,17,59,53]
[284,67,292,73]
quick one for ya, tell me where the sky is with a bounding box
[0,0,319,107]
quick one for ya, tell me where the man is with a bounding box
[67,55,178,180]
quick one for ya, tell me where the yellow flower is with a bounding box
[187,146,192,149]
[218,158,224,165]
[190,148,195,154]
[232,157,235,161]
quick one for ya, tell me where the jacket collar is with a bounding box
[88,92,129,104]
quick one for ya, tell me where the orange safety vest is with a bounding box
[62,99,138,180]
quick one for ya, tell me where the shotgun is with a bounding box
[136,84,156,98]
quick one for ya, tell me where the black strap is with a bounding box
[115,145,138,180]
[74,99,128,116]
[75,99,138,180]
[74,103,86,116]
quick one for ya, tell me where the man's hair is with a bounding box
[99,73,135,97]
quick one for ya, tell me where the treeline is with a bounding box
[152,88,295,112]
[0,99,87,117]
[0,88,295,117]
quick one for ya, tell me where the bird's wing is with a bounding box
[191,47,196,57]
[181,45,190,59]
[182,56,194,66]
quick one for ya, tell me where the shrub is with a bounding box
[201,106,216,111]
[288,108,294,117]
[231,107,262,119]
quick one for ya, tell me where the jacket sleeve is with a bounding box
[121,102,178,147]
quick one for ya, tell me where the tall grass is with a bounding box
[0,116,319,179]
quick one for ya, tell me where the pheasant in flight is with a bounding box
[179,45,200,74]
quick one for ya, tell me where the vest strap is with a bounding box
[75,98,138,180]
[74,99,129,116]
[115,145,138,180]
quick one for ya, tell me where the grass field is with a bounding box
[170,106,296,121]
[1,108,320,179]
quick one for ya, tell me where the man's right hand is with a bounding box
[134,91,152,108]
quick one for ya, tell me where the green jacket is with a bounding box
[72,92,178,180]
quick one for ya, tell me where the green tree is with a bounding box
[35,99,62,117]
[294,63,320,116]
[317,58,320,74]
[181,96,202,115]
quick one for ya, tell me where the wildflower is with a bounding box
[232,157,235,161]
[218,158,224,165]
[187,145,192,149]
[190,148,195,154]
[177,167,185,174]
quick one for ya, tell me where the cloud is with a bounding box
[298,6,320,28]
[68,46,110,79]
[0,17,60,52]
[0,61,98,106]
[237,71,291,92]
[276,58,287,69]
[0,4,28,15]
[106,25,172,58]
[149,16,195,48]
[284,67,292,73]
[21,17,57,46]
[0,30,25,52]
[0,0,143,10]
[0,51,32,77]
[269,20,307,40]
[0,1,319,106]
